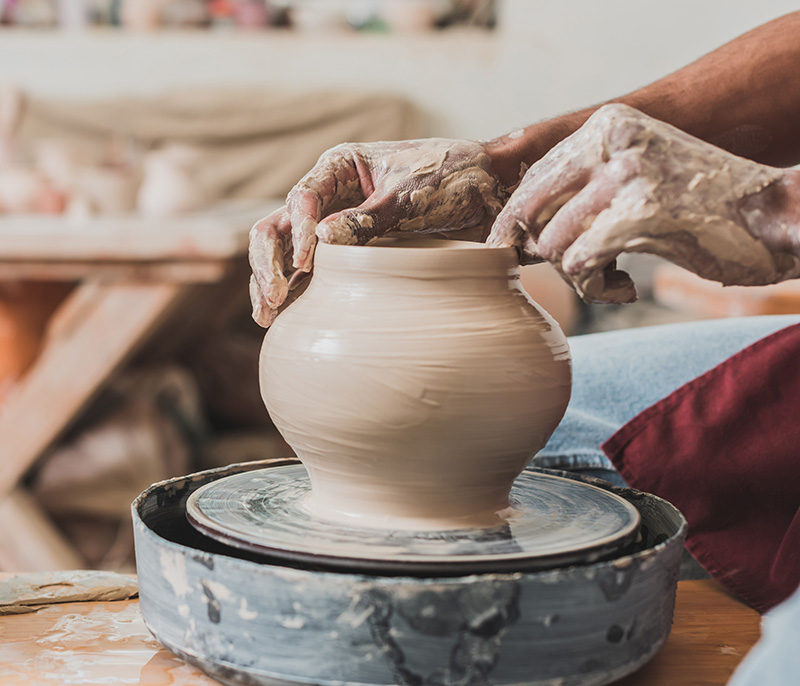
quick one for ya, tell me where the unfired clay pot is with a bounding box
[259,239,572,530]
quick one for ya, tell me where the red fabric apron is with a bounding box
[603,322,800,613]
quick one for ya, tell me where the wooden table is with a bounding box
[0,576,761,685]
[0,203,279,572]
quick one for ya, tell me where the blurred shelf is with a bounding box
[0,28,498,95]
[0,26,501,139]
[653,263,800,318]
[0,26,498,45]
[0,201,280,262]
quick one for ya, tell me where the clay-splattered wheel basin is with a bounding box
[133,459,687,686]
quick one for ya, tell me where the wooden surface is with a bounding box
[0,489,85,571]
[0,282,184,500]
[618,581,761,686]
[0,202,280,261]
[0,203,277,572]
[0,578,760,686]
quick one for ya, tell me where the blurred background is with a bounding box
[1,0,799,573]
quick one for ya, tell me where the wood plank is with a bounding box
[0,280,186,497]
[136,257,253,363]
[0,489,84,572]
[0,570,137,612]
[0,201,280,262]
[0,260,229,283]
[0,598,221,685]
[617,580,761,686]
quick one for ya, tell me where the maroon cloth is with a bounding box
[603,322,800,613]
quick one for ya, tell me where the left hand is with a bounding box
[249,138,507,326]
[487,103,800,303]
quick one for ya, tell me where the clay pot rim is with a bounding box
[321,237,509,252]
[314,237,520,277]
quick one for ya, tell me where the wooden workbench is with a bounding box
[0,575,760,686]
[0,203,280,572]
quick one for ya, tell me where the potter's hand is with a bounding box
[487,104,800,303]
[249,139,507,326]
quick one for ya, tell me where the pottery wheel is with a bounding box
[186,465,641,574]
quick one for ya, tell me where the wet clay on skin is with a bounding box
[312,139,505,244]
[489,104,800,303]
[260,239,572,531]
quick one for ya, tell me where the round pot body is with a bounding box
[260,239,572,529]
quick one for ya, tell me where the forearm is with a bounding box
[487,11,800,186]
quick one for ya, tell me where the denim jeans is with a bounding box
[527,314,800,685]
[529,314,800,485]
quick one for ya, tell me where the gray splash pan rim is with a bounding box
[153,634,666,686]
[132,457,688,583]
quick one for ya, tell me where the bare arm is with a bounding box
[250,12,800,324]
[486,11,800,186]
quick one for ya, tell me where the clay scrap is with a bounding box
[0,570,138,615]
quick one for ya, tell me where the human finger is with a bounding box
[487,160,595,254]
[558,197,648,304]
[287,151,363,272]
[487,197,527,255]
[316,192,403,245]
[535,176,618,262]
[249,206,292,326]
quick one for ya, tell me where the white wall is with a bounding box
[2,0,798,140]
[495,0,800,132]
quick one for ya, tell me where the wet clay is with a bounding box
[250,138,509,327]
[259,239,571,530]
[488,104,800,303]
[311,139,504,244]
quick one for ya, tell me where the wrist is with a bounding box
[482,135,533,189]
[483,109,596,189]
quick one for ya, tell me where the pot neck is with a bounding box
[312,239,521,287]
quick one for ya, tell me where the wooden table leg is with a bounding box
[0,489,85,570]
[0,279,187,571]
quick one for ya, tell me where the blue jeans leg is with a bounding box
[529,314,800,484]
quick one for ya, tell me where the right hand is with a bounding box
[488,104,800,303]
[249,138,507,326]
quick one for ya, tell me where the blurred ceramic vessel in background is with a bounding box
[260,239,572,530]
[137,145,204,217]
[120,0,163,31]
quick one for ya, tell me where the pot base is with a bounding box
[185,463,641,575]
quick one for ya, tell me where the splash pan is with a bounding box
[133,459,686,686]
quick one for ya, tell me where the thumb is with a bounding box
[486,202,526,249]
[316,194,401,245]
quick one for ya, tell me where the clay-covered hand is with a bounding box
[487,103,800,303]
[249,138,507,325]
